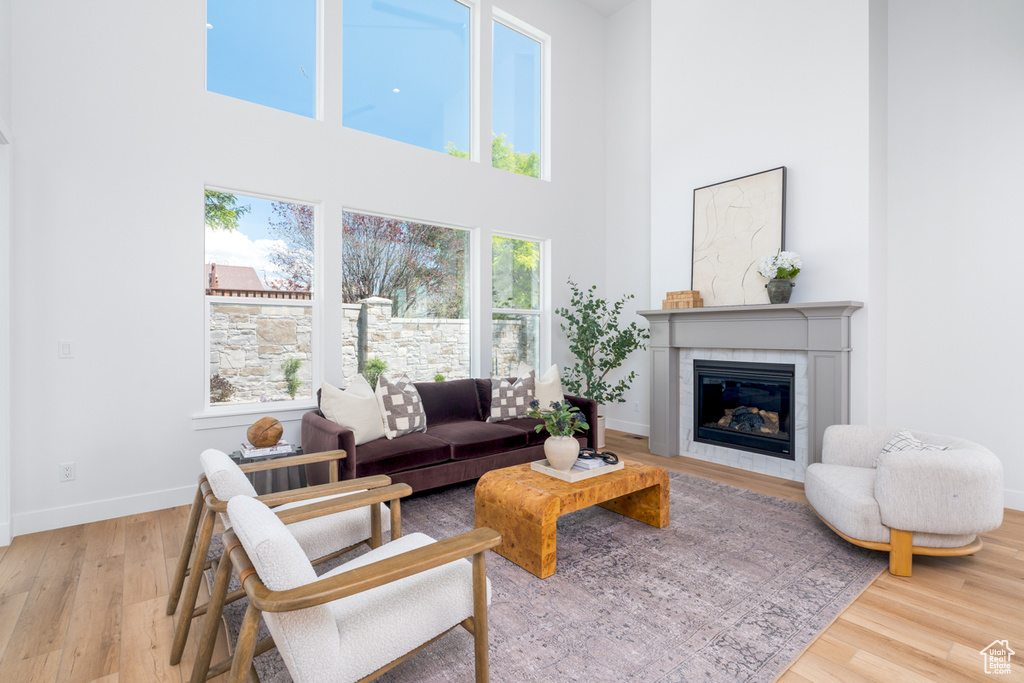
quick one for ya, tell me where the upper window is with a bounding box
[205,190,316,406]
[344,0,471,155]
[491,17,542,178]
[206,0,318,118]
[491,235,542,376]
[342,211,471,383]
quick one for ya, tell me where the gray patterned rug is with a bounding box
[213,471,886,682]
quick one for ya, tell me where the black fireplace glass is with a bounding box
[693,360,795,459]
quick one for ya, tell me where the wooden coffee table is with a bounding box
[474,459,670,578]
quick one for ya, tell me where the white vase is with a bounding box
[544,435,580,472]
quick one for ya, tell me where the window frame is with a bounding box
[490,8,551,181]
[489,231,549,374]
[199,186,323,417]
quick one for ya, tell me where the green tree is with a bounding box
[204,190,251,231]
[445,134,540,179]
[492,236,540,311]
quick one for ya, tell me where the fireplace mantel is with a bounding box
[638,301,863,471]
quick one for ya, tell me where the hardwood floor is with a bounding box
[0,430,1019,682]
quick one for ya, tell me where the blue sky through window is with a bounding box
[205,193,296,288]
[343,0,471,154]
[207,0,317,118]
[493,21,541,160]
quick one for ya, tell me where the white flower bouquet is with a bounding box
[758,251,802,280]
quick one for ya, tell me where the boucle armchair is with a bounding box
[805,425,1004,576]
[208,495,501,683]
[168,448,410,667]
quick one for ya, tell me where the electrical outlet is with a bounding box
[58,339,74,359]
[60,462,75,482]
[634,400,640,412]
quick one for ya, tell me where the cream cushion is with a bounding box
[199,448,389,559]
[519,362,564,409]
[320,375,386,446]
[227,496,490,683]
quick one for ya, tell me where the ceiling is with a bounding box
[576,0,636,18]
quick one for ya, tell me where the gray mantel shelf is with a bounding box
[638,301,863,469]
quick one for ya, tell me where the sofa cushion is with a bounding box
[518,363,564,411]
[426,421,529,460]
[320,375,386,446]
[354,432,452,477]
[499,417,549,445]
[414,379,482,425]
[805,463,888,544]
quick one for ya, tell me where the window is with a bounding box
[343,0,471,155]
[205,190,316,406]
[342,211,471,382]
[206,0,317,118]
[492,16,543,178]
[491,235,542,376]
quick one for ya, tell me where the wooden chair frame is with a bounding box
[168,449,405,665]
[194,494,501,683]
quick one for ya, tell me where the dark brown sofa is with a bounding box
[301,378,598,492]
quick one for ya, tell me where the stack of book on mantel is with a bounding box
[662,290,703,309]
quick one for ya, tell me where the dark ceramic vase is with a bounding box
[766,278,794,304]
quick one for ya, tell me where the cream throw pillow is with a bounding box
[320,375,386,446]
[518,363,564,410]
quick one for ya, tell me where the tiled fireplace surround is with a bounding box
[639,302,863,483]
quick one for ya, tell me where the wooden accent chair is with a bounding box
[805,425,1004,577]
[168,448,410,666]
[194,495,501,683]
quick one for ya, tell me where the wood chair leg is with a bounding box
[371,503,382,549]
[391,499,402,540]
[190,551,234,683]
[167,484,205,615]
[889,528,913,576]
[228,604,263,683]
[171,507,216,665]
[472,551,489,683]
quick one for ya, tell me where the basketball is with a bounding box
[247,417,283,448]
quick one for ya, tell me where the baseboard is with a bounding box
[1004,487,1024,512]
[12,483,196,537]
[605,418,650,437]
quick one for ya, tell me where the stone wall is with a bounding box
[210,303,313,403]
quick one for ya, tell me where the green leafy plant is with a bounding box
[281,358,303,399]
[210,373,236,403]
[362,357,389,389]
[556,279,651,405]
[527,399,589,437]
[433,373,446,382]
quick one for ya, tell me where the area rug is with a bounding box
[215,471,886,682]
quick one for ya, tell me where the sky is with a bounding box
[207,0,541,158]
[204,195,293,287]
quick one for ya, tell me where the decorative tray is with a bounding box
[530,459,625,483]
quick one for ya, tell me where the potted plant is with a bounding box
[527,399,590,471]
[758,250,802,304]
[556,279,651,447]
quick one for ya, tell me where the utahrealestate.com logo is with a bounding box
[980,640,1015,675]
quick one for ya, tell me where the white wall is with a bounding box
[0,0,13,546]
[886,0,1024,507]
[8,0,607,534]
[603,0,651,435]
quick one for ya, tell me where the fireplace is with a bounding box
[693,360,795,459]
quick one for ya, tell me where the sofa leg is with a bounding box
[889,528,913,576]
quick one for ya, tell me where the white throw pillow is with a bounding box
[320,375,386,446]
[518,363,564,410]
[875,429,948,467]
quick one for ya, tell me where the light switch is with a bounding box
[58,339,74,359]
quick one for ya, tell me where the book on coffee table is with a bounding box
[531,458,624,482]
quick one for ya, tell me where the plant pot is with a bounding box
[544,435,581,472]
[596,415,606,449]
[765,278,795,305]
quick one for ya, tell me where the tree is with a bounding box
[266,201,314,292]
[342,212,469,318]
[492,236,540,311]
[204,190,251,231]
[446,134,540,179]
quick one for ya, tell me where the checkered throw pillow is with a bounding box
[876,429,947,467]
[487,372,535,422]
[374,374,427,440]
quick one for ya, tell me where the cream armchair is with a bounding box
[805,425,1003,576]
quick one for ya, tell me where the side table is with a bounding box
[228,447,306,495]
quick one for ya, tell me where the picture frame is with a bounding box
[691,167,786,306]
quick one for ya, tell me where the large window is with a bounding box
[492,16,543,178]
[343,0,471,155]
[206,0,317,118]
[342,211,471,382]
[491,235,542,376]
[205,190,316,406]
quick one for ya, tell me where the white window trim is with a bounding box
[490,232,549,370]
[491,8,551,181]
[196,188,322,425]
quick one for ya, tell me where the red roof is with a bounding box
[206,263,264,291]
